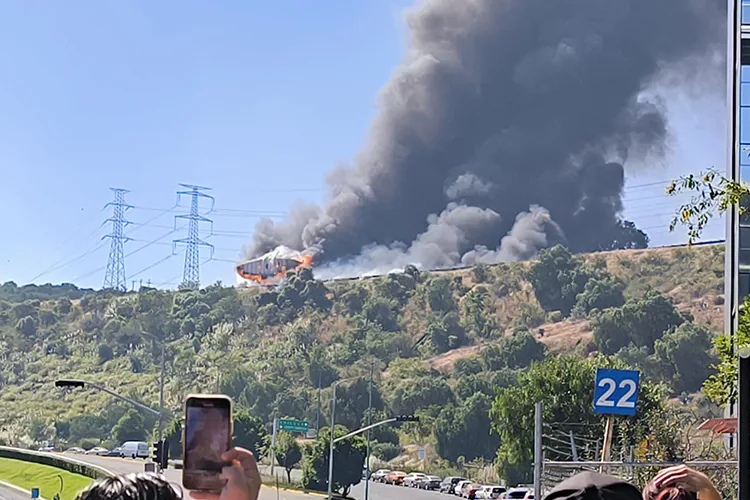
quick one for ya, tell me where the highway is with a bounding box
[64,454,447,500]
[60,454,321,500]
[0,482,30,500]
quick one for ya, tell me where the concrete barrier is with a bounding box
[0,447,114,479]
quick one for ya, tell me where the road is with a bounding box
[61,454,322,500]
[0,483,29,500]
[66,454,446,500]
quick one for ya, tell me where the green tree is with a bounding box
[372,442,400,461]
[591,290,687,355]
[461,286,496,338]
[163,418,183,459]
[426,277,457,313]
[390,376,454,414]
[233,411,268,457]
[703,297,750,405]
[302,424,366,495]
[490,355,676,485]
[361,410,399,446]
[275,431,303,482]
[362,297,400,332]
[572,276,625,316]
[528,245,590,316]
[480,330,545,370]
[15,316,36,337]
[113,410,146,444]
[434,393,499,463]
[653,323,717,394]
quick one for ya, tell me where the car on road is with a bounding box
[65,447,85,454]
[418,475,442,490]
[460,482,480,498]
[107,447,122,457]
[441,477,467,493]
[371,469,392,482]
[85,447,109,456]
[505,488,530,500]
[384,471,407,485]
[120,441,149,459]
[454,480,472,496]
[403,472,427,487]
[476,486,506,499]
[37,444,55,452]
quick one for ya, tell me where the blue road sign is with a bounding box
[31,488,39,499]
[593,369,640,416]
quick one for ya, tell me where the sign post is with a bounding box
[593,369,640,473]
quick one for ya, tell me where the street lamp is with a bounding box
[54,379,161,418]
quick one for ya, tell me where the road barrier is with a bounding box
[0,447,114,480]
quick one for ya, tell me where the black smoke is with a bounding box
[247,0,724,273]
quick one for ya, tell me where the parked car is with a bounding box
[477,486,507,499]
[441,477,467,493]
[403,472,427,487]
[85,447,109,456]
[460,483,480,498]
[384,471,407,485]
[419,475,442,490]
[371,469,392,482]
[506,488,530,500]
[455,480,472,495]
[37,444,55,452]
[107,447,122,457]
[523,491,534,500]
[64,447,85,454]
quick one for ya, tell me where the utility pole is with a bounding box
[270,415,279,477]
[158,342,165,446]
[103,188,132,291]
[365,363,373,500]
[327,383,336,500]
[316,372,321,439]
[173,184,214,290]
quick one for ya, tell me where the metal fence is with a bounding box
[542,461,737,500]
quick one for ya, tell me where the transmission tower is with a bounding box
[103,188,133,291]
[173,184,214,290]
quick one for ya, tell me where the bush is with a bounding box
[372,442,400,461]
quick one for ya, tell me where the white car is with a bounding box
[454,480,472,495]
[371,469,392,483]
[403,472,427,487]
[506,488,530,500]
[85,447,109,456]
[477,486,507,499]
[65,447,85,454]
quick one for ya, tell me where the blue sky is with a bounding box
[0,1,725,290]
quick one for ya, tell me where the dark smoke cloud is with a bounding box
[247,0,723,274]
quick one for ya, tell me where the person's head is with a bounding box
[643,479,698,500]
[75,473,181,500]
[543,471,642,500]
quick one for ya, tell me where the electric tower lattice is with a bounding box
[173,184,214,290]
[103,188,133,291]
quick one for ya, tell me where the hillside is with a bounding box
[0,243,725,482]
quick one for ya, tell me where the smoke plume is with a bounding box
[247,0,723,277]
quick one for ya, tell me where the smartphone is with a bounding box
[182,394,233,492]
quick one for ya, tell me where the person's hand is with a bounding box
[189,448,261,500]
[651,466,720,500]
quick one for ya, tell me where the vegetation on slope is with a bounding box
[0,243,726,488]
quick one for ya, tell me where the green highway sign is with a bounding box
[279,419,309,432]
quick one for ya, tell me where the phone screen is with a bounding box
[183,396,232,491]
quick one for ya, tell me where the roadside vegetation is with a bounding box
[0,242,727,493]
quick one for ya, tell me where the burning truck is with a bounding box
[236,245,313,285]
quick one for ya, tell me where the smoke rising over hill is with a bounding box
[247,0,723,278]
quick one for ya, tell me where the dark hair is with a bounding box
[75,473,182,500]
[642,481,698,500]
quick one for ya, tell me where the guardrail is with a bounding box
[0,447,114,479]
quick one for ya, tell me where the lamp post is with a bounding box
[54,379,160,418]
[327,381,337,500]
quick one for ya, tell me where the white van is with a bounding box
[120,441,149,459]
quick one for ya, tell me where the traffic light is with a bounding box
[55,380,85,388]
[394,415,419,422]
[160,438,169,469]
[152,440,162,466]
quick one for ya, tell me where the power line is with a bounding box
[103,188,133,291]
[173,184,214,290]
[129,252,182,280]
[28,241,108,283]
